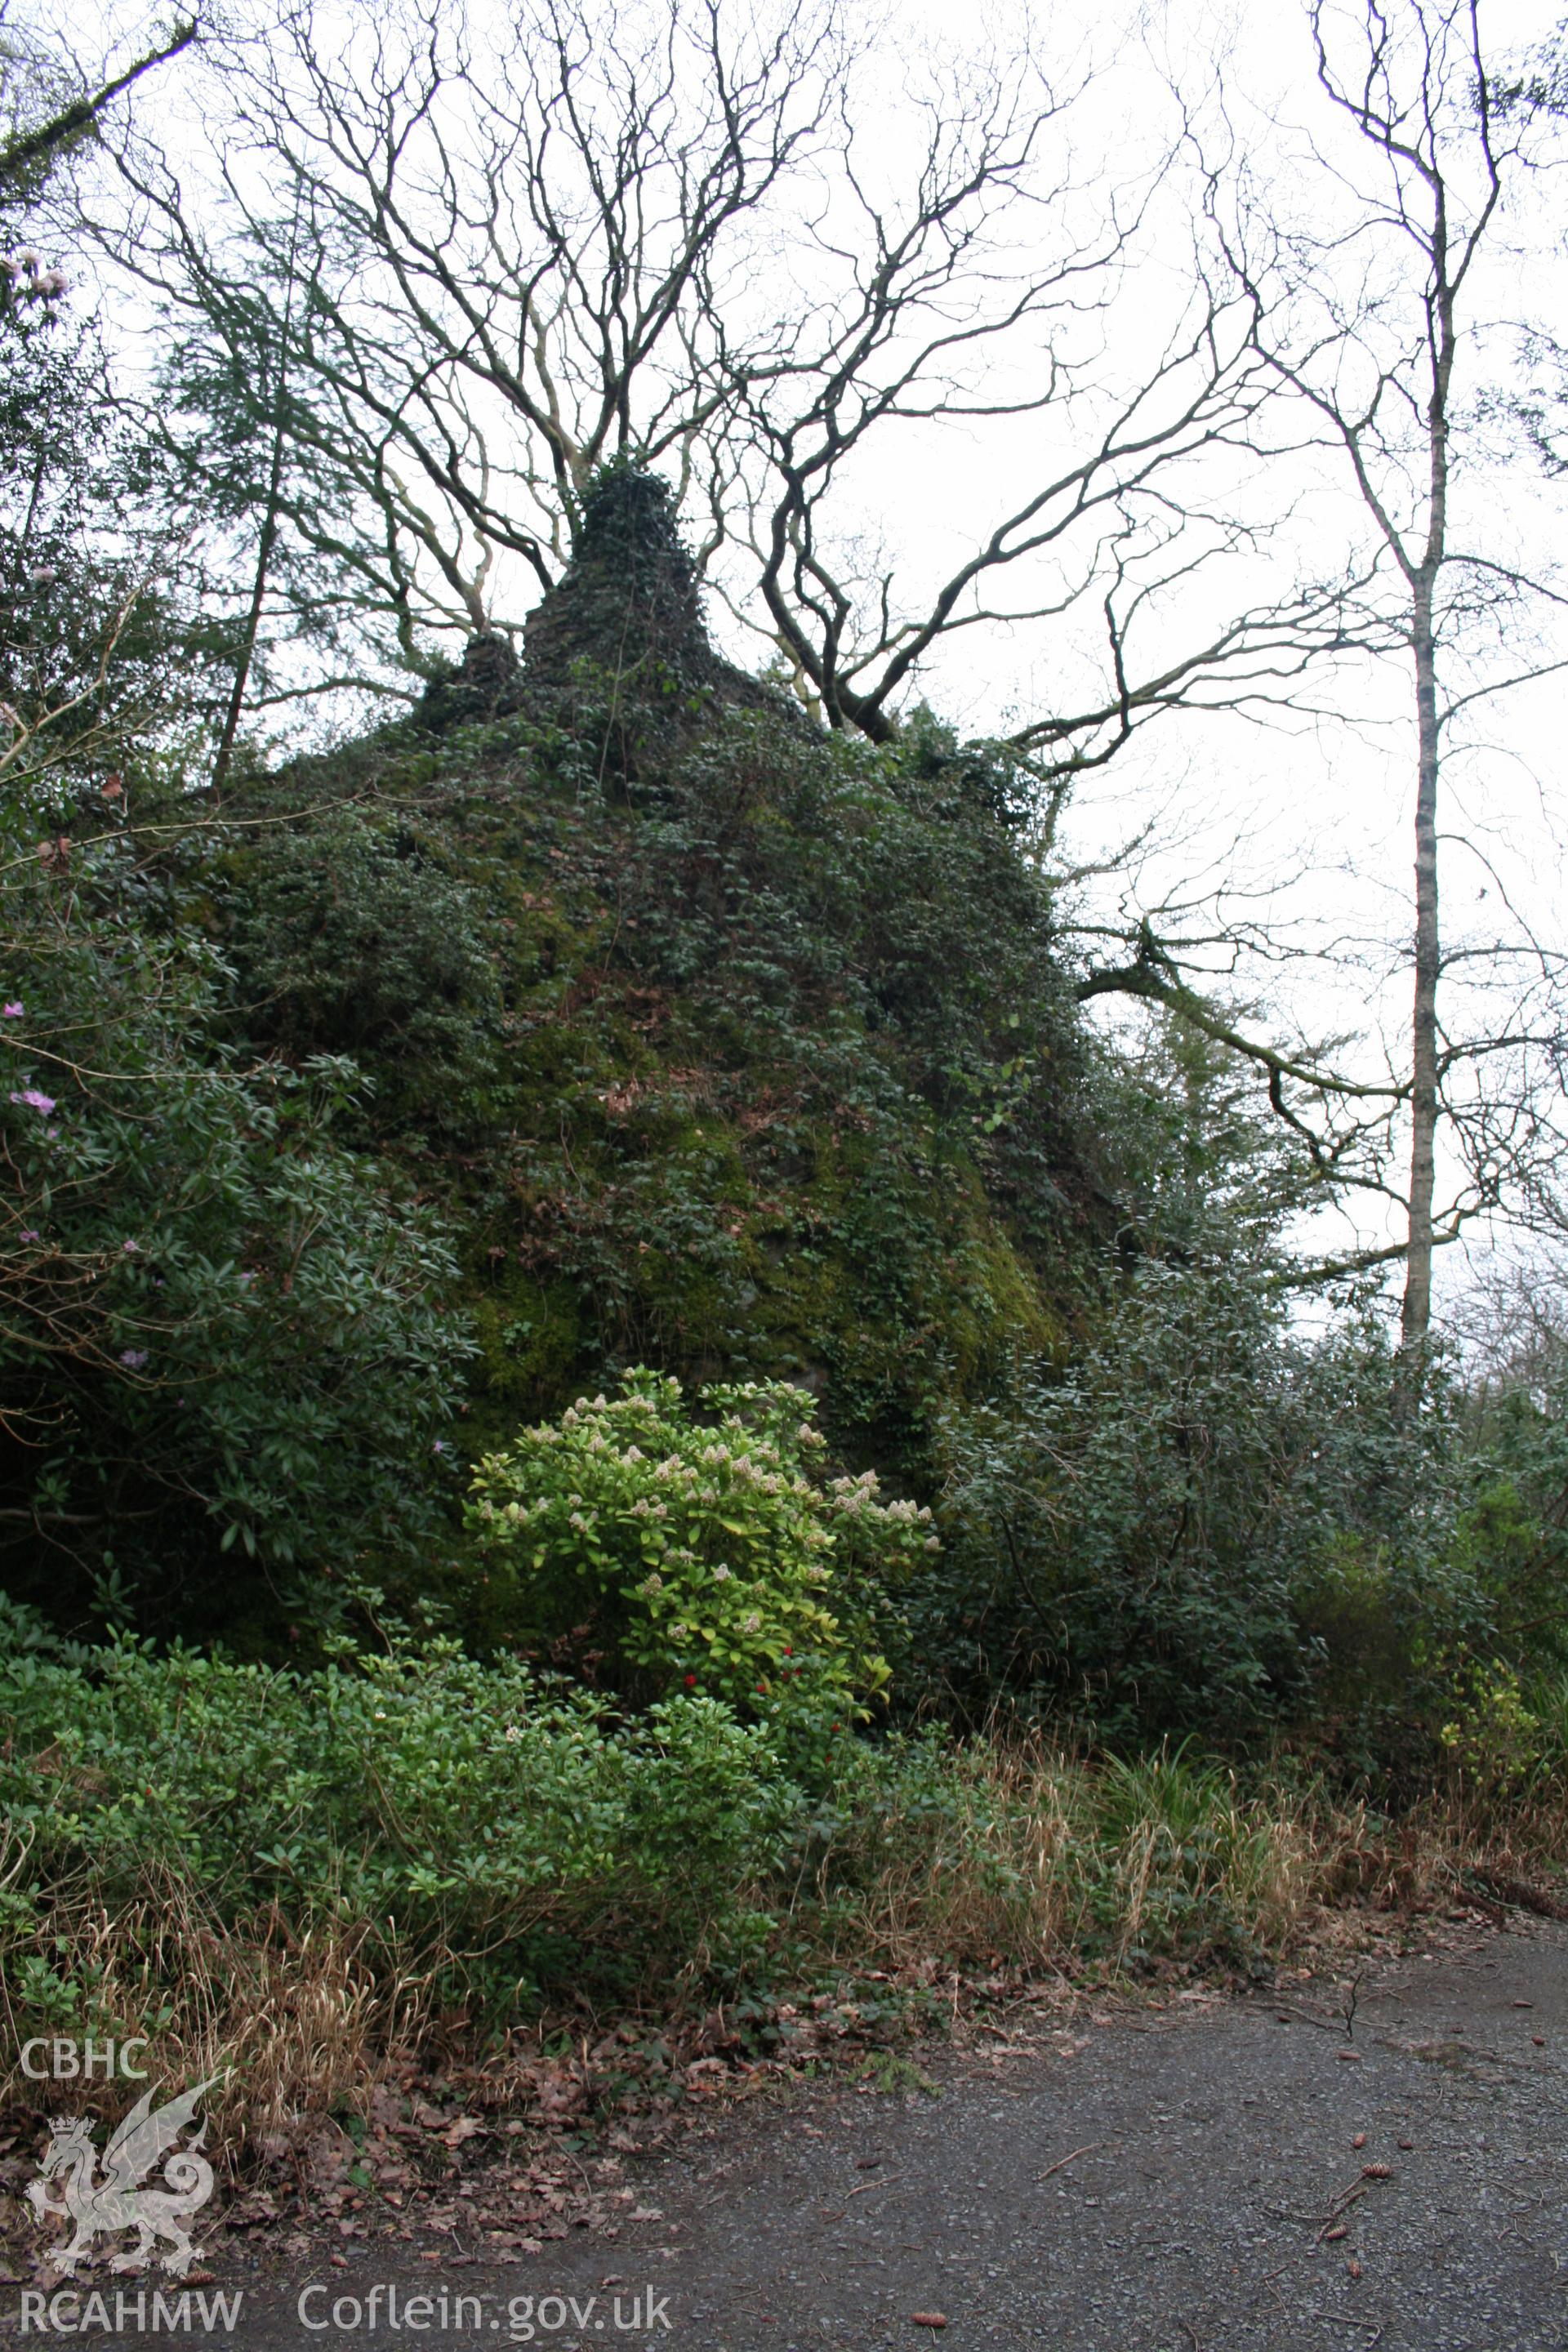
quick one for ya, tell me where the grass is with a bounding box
[10,1720,1567,2176]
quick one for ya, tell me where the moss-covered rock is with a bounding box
[421,461,802,771]
[222,475,1125,1646]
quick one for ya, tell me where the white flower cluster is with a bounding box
[3,251,67,302]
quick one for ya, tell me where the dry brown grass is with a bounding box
[1,1869,422,2176]
[792,1738,1568,1986]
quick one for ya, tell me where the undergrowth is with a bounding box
[5,1619,1566,2167]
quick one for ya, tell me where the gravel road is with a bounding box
[14,1922,1567,2350]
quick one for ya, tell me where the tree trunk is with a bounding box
[210,379,290,799]
[0,20,196,188]
[1401,573,1441,1355]
[210,197,307,802]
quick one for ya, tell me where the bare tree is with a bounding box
[1202,0,1566,1351]
[205,194,305,798]
[713,58,1359,759]
[83,0,847,663]
[70,0,1376,770]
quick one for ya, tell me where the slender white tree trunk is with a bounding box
[1401,573,1441,1352]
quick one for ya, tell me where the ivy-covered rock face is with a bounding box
[419,461,801,768]
[524,463,713,695]
[217,568,1110,1653]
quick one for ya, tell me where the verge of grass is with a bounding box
[6,1634,1568,2172]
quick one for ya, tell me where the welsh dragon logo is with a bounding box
[25,2078,217,2275]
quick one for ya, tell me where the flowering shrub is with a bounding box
[468,1370,937,1712]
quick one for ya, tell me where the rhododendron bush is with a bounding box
[468,1371,938,1713]
[0,794,471,1637]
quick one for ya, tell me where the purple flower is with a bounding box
[2,1002,22,1018]
[19,1228,38,1241]
[122,1239,140,1254]
[433,1440,447,1454]
[119,1348,149,1370]
[9,1088,55,1114]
